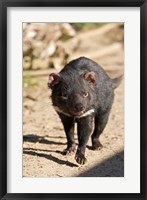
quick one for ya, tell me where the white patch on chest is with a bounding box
[53,106,94,118]
[76,109,95,118]
[53,106,71,117]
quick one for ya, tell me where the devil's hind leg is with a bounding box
[91,109,111,150]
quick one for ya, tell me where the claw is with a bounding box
[62,146,76,156]
[75,153,87,165]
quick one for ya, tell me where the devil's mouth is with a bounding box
[54,105,95,118]
[73,111,85,116]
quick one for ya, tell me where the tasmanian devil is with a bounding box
[48,57,122,165]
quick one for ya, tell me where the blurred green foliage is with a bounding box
[23,76,46,88]
[70,23,107,31]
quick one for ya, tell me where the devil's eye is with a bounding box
[61,93,68,100]
[83,92,88,97]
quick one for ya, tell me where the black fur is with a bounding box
[48,57,122,165]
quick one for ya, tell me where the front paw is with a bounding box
[75,153,87,165]
[91,140,103,151]
[62,145,76,156]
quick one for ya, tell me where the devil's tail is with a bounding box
[112,75,123,89]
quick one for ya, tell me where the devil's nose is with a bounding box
[74,103,85,112]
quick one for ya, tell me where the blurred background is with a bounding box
[23,22,124,75]
[23,23,124,177]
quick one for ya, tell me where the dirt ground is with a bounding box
[23,23,124,177]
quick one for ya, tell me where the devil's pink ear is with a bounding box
[47,73,60,88]
[84,71,96,85]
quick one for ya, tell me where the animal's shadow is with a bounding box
[23,148,78,167]
[23,134,78,167]
[23,134,66,145]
